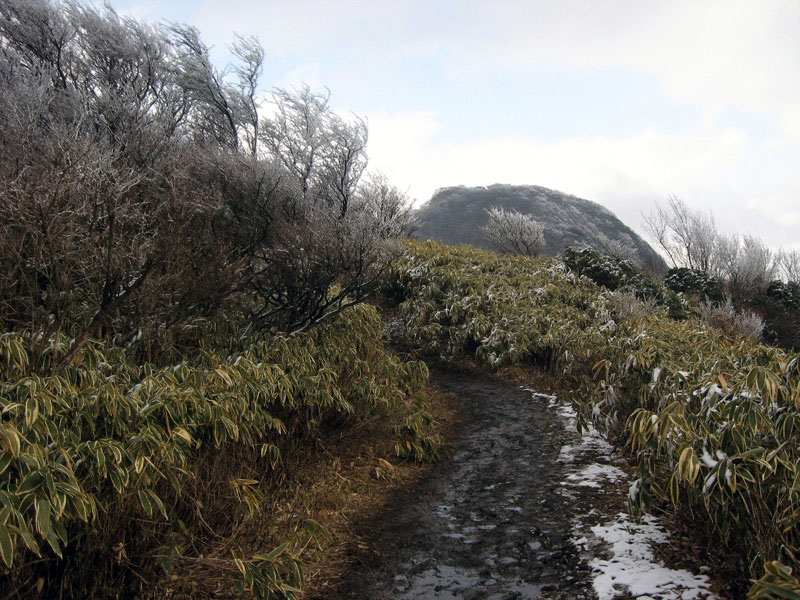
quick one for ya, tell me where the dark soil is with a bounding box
[328,364,631,599]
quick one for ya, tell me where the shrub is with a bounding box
[390,240,800,594]
[481,207,545,257]
[0,306,438,596]
[562,247,687,318]
[609,291,661,322]
[0,0,414,374]
[563,247,636,291]
[766,280,800,311]
[384,241,618,370]
[748,291,800,351]
[664,268,725,303]
[698,299,764,342]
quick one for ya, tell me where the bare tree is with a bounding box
[261,86,329,204]
[230,34,265,157]
[595,233,639,265]
[352,173,417,239]
[713,232,741,280]
[245,203,398,334]
[643,196,784,299]
[0,0,75,89]
[260,85,368,216]
[171,24,241,150]
[237,169,414,334]
[723,235,778,296]
[0,0,416,369]
[481,207,545,257]
[779,249,800,282]
[322,111,368,217]
[0,1,254,371]
[642,195,718,272]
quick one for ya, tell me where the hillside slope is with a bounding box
[414,184,665,271]
[382,240,800,598]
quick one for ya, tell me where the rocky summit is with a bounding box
[414,184,666,272]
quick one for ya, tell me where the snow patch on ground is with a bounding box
[565,463,627,488]
[590,513,716,600]
[559,433,615,464]
[534,389,718,600]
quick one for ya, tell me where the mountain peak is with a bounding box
[414,184,666,272]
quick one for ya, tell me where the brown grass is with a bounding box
[299,387,458,598]
[154,385,459,598]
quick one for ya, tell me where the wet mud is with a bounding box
[332,365,627,599]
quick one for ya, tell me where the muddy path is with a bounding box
[332,365,604,599]
[329,364,719,600]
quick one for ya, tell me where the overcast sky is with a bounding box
[115,0,800,249]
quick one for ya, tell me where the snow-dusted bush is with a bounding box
[563,247,636,291]
[0,0,415,371]
[718,234,779,297]
[698,298,764,341]
[664,268,724,303]
[562,247,675,312]
[609,290,660,322]
[595,234,640,266]
[766,280,800,310]
[481,207,545,257]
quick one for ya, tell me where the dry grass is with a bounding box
[156,385,458,598]
[495,364,563,395]
[299,388,458,598]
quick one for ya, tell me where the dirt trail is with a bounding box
[332,365,617,599]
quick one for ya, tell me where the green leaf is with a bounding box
[173,427,192,445]
[0,452,14,477]
[109,470,124,494]
[34,499,51,539]
[290,558,304,586]
[72,496,89,522]
[16,471,43,495]
[148,490,168,520]
[24,396,39,427]
[165,469,182,494]
[138,490,153,517]
[160,556,174,576]
[1,426,21,458]
[44,527,62,558]
[0,524,14,568]
[755,582,800,600]
[256,542,291,562]
[9,524,39,556]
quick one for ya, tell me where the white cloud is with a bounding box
[110,0,800,249]
[190,1,800,119]
[368,113,747,204]
[365,110,444,202]
[435,1,800,120]
[367,110,799,248]
[277,62,323,91]
[748,192,800,229]
[781,110,800,141]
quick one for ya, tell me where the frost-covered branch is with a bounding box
[481,207,545,257]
